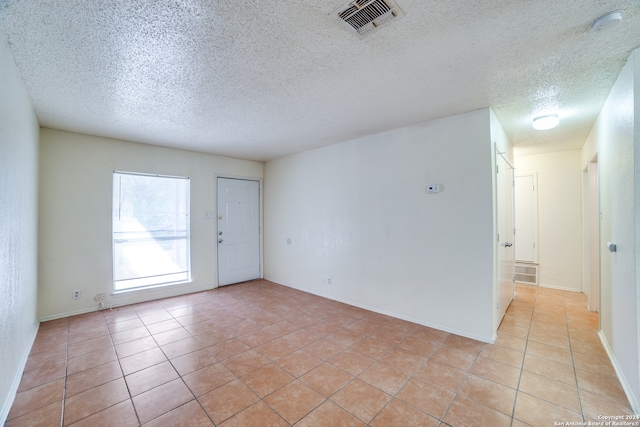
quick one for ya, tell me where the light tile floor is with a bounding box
[5,281,634,426]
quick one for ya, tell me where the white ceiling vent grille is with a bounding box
[333,0,404,38]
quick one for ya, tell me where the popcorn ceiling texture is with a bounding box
[1,0,639,160]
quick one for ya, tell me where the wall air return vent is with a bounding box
[333,0,404,38]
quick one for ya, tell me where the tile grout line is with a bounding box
[562,291,586,424]
[60,318,69,427]
[508,286,537,427]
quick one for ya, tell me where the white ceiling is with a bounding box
[1,0,639,161]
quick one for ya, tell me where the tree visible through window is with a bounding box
[112,172,190,291]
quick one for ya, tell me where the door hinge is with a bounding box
[497,233,500,242]
[496,165,499,174]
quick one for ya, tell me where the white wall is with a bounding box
[515,150,583,291]
[582,49,639,412]
[264,108,499,342]
[0,40,40,423]
[38,129,263,319]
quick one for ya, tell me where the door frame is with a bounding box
[216,174,264,286]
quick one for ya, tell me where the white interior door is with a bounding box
[497,154,515,325]
[515,175,537,262]
[217,178,260,286]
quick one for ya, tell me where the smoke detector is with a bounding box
[333,0,405,38]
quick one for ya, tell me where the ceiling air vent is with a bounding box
[333,0,404,38]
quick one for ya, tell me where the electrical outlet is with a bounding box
[327,277,332,285]
[72,290,81,300]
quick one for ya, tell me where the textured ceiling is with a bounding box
[1,0,639,161]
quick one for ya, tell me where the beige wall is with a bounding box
[38,129,263,320]
[0,40,40,423]
[515,150,583,291]
[264,108,508,342]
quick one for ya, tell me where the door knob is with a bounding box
[504,242,513,247]
[218,239,224,244]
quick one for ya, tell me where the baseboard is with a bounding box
[1,322,39,425]
[538,283,582,292]
[39,283,219,322]
[264,276,495,344]
[598,330,640,414]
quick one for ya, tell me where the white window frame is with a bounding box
[112,171,191,292]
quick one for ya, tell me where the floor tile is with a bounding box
[67,399,138,427]
[359,362,410,395]
[478,345,524,369]
[132,378,194,424]
[276,349,324,377]
[65,360,123,397]
[255,337,298,360]
[513,392,582,426]
[396,377,453,419]
[198,379,261,424]
[350,337,395,360]
[522,353,576,386]
[17,360,66,392]
[63,378,129,426]
[300,363,353,397]
[119,347,167,376]
[525,339,573,365]
[370,398,438,427]
[5,401,63,427]
[264,380,326,424]
[443,395,511,427]
[329,349,376,376]
[115,337,158,359]
[459,374,517,416]
[575,367,628,404]
[415,359,466,392]
[8,281,635,427]
[125,361,179,396]
[142,399,213,427]
[160,336,204,359]
[381,348,426,374]
[24,345,67,372]
[444,334,486,356]
[218,401,288,427]
[470,356,521,389]
[519,370,581,413]
[579,389,634,421]
[331,379,391,423]
[67,347,118,376]
[297,400,365,427]
[7,378,64,420]
[397,335,440,358]
[208,337,251,360]
[171,348,218,376]
[223,349,270,377]
[241,363,295,397]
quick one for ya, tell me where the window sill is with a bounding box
[111,280,193,296]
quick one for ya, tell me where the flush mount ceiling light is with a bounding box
[532,114,560,130]
[591,10,624,33]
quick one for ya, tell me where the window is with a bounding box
[112,172,190,291]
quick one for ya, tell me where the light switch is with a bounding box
[426,183,440,194]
